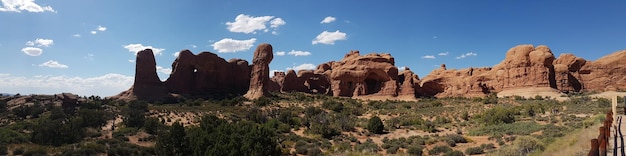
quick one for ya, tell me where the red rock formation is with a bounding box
[578,50,626,92]
[114,49,169,101]
[164,50,251,96]
[492,45,556,90]
[244,44,274,100]
[398,68,420,97]
[328,51,399,97]
[553,53,586,92]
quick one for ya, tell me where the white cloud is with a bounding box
[90,31,97,34]
[35,38,52,47]
[25,38,53,47]
[156,66,171,75]
[287,63,316,71]
[398,66,407,72]
[287,50,311,56]
[225,14,285,34]
[312,30,347,45]
[211,38,256,53]
[21,47,42,56]
[123,43,165,55]
[0,0,56,13]
[275,51,285,56]
[173,52,180,57]
[321,16,336,24]
[128,60,135,63]
[39,60,68,68]
[438,52,449,56]
[421,55,436,59]
[190,44,197,48]
[271,31,278,35]
[72,34,81,37]
[270,18,285,28]
[0,73,134,96]
[97,25,107,31]
[456,52,477,59]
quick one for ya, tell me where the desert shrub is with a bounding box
[596,98,611,107]
[354,139,379,154]
[254,96,273,106]
[470,122,543,137]
[23,146,47,156]
[407,145,424,156]
[430,145,452,155]
[0,128,28,144]
[386,145,400,154]
[367,116,384,134]
[484,93,498,104]
[143,117,162,135]
[447,134,467,144]
[480,143,495,150]
[13,147,24,155]
[444,150,465,156]
[123,100,148,128]
[465,146,484,155]
[480,106,516,125]
[0,144,7,155]
[322,100,343,112]
[513,136,544,155]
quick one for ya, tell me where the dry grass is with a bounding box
[537,118,602,156]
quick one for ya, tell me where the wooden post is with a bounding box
[601,126,608,156]
[589,139,599,156]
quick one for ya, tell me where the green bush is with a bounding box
[0,144,7,155]
[407,145,423,156]
[465,147,484,155]
[429,145,452,155]
[367,116,384,134]
[480,106,516,125]
[13,147,24,155]
[443,150,465,156]
[322,100,343,112]
[354,139,379,154]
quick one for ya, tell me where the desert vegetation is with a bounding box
[0,92,616,155]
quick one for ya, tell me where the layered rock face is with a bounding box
[578,50,626,91]
[244,44,274,100]
[419,45,626,97]
[270,51,416,97]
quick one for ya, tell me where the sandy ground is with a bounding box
[497,87,568,101]
[353,95,418,102]
[589,91,626,99]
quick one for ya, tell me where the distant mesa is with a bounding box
[111,44,626,101]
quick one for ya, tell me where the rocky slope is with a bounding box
[112,44,626,101]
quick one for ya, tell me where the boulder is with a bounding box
[244,44,274,100]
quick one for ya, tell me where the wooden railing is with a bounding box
[588,111,612,156]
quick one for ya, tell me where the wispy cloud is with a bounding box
[39,60,68,68]
[275,51,285,56]
[421,55,436,59]
[287,63,316,71]
[438,52,449,56]
[72,34,81,38]
[287,50,311,56]
[91,25,107,34]
[456,52,477,59]
[321,16,336,24]
[156,66,171,74]
[312,30,347,45]
[25,38,53,47]
[0,0,56,13]
[123,43,165,55]
[211,38,256,53]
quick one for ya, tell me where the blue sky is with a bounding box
[1,0,625,96]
